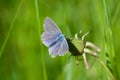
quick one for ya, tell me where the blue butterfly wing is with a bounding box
[41,17,69,58]
[44,17,62,34]
[49,35,69,58]
[42,17,62,47]
[42,32,59,47]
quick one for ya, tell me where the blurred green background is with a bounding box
[0,0,120,80]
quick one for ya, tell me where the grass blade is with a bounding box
[102,0,116,79]
[95,57,115,80]
[0,0,23,58]
[34,0,48,80]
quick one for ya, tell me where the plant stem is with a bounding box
[0,0,23,58]
[102,0,116,79]
[95,57,115,80]
[34,0,48,80]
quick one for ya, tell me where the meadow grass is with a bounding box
[103,0,116,79]
[0,0,120,80]
[0,0,23,58]
[34,0,47,80]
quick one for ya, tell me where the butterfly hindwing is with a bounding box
[57,37,69,56]
[49,35,69,58]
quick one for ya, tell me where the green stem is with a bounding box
[0,0,23,58]
[112,2,120,25]
[102,0,116,79]
[95,57,115,80]
[34,0,47,80]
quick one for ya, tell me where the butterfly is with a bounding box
[41,17,69,58]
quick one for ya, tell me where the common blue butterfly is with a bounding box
[41,17,69,58]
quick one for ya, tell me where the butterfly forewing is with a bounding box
[42,32,59,47]
[44,17,62,34]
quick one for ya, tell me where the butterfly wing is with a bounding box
[41,17,62,47]
[44,17,62,34]
[41,17,69,58]
[48,36,69,58]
